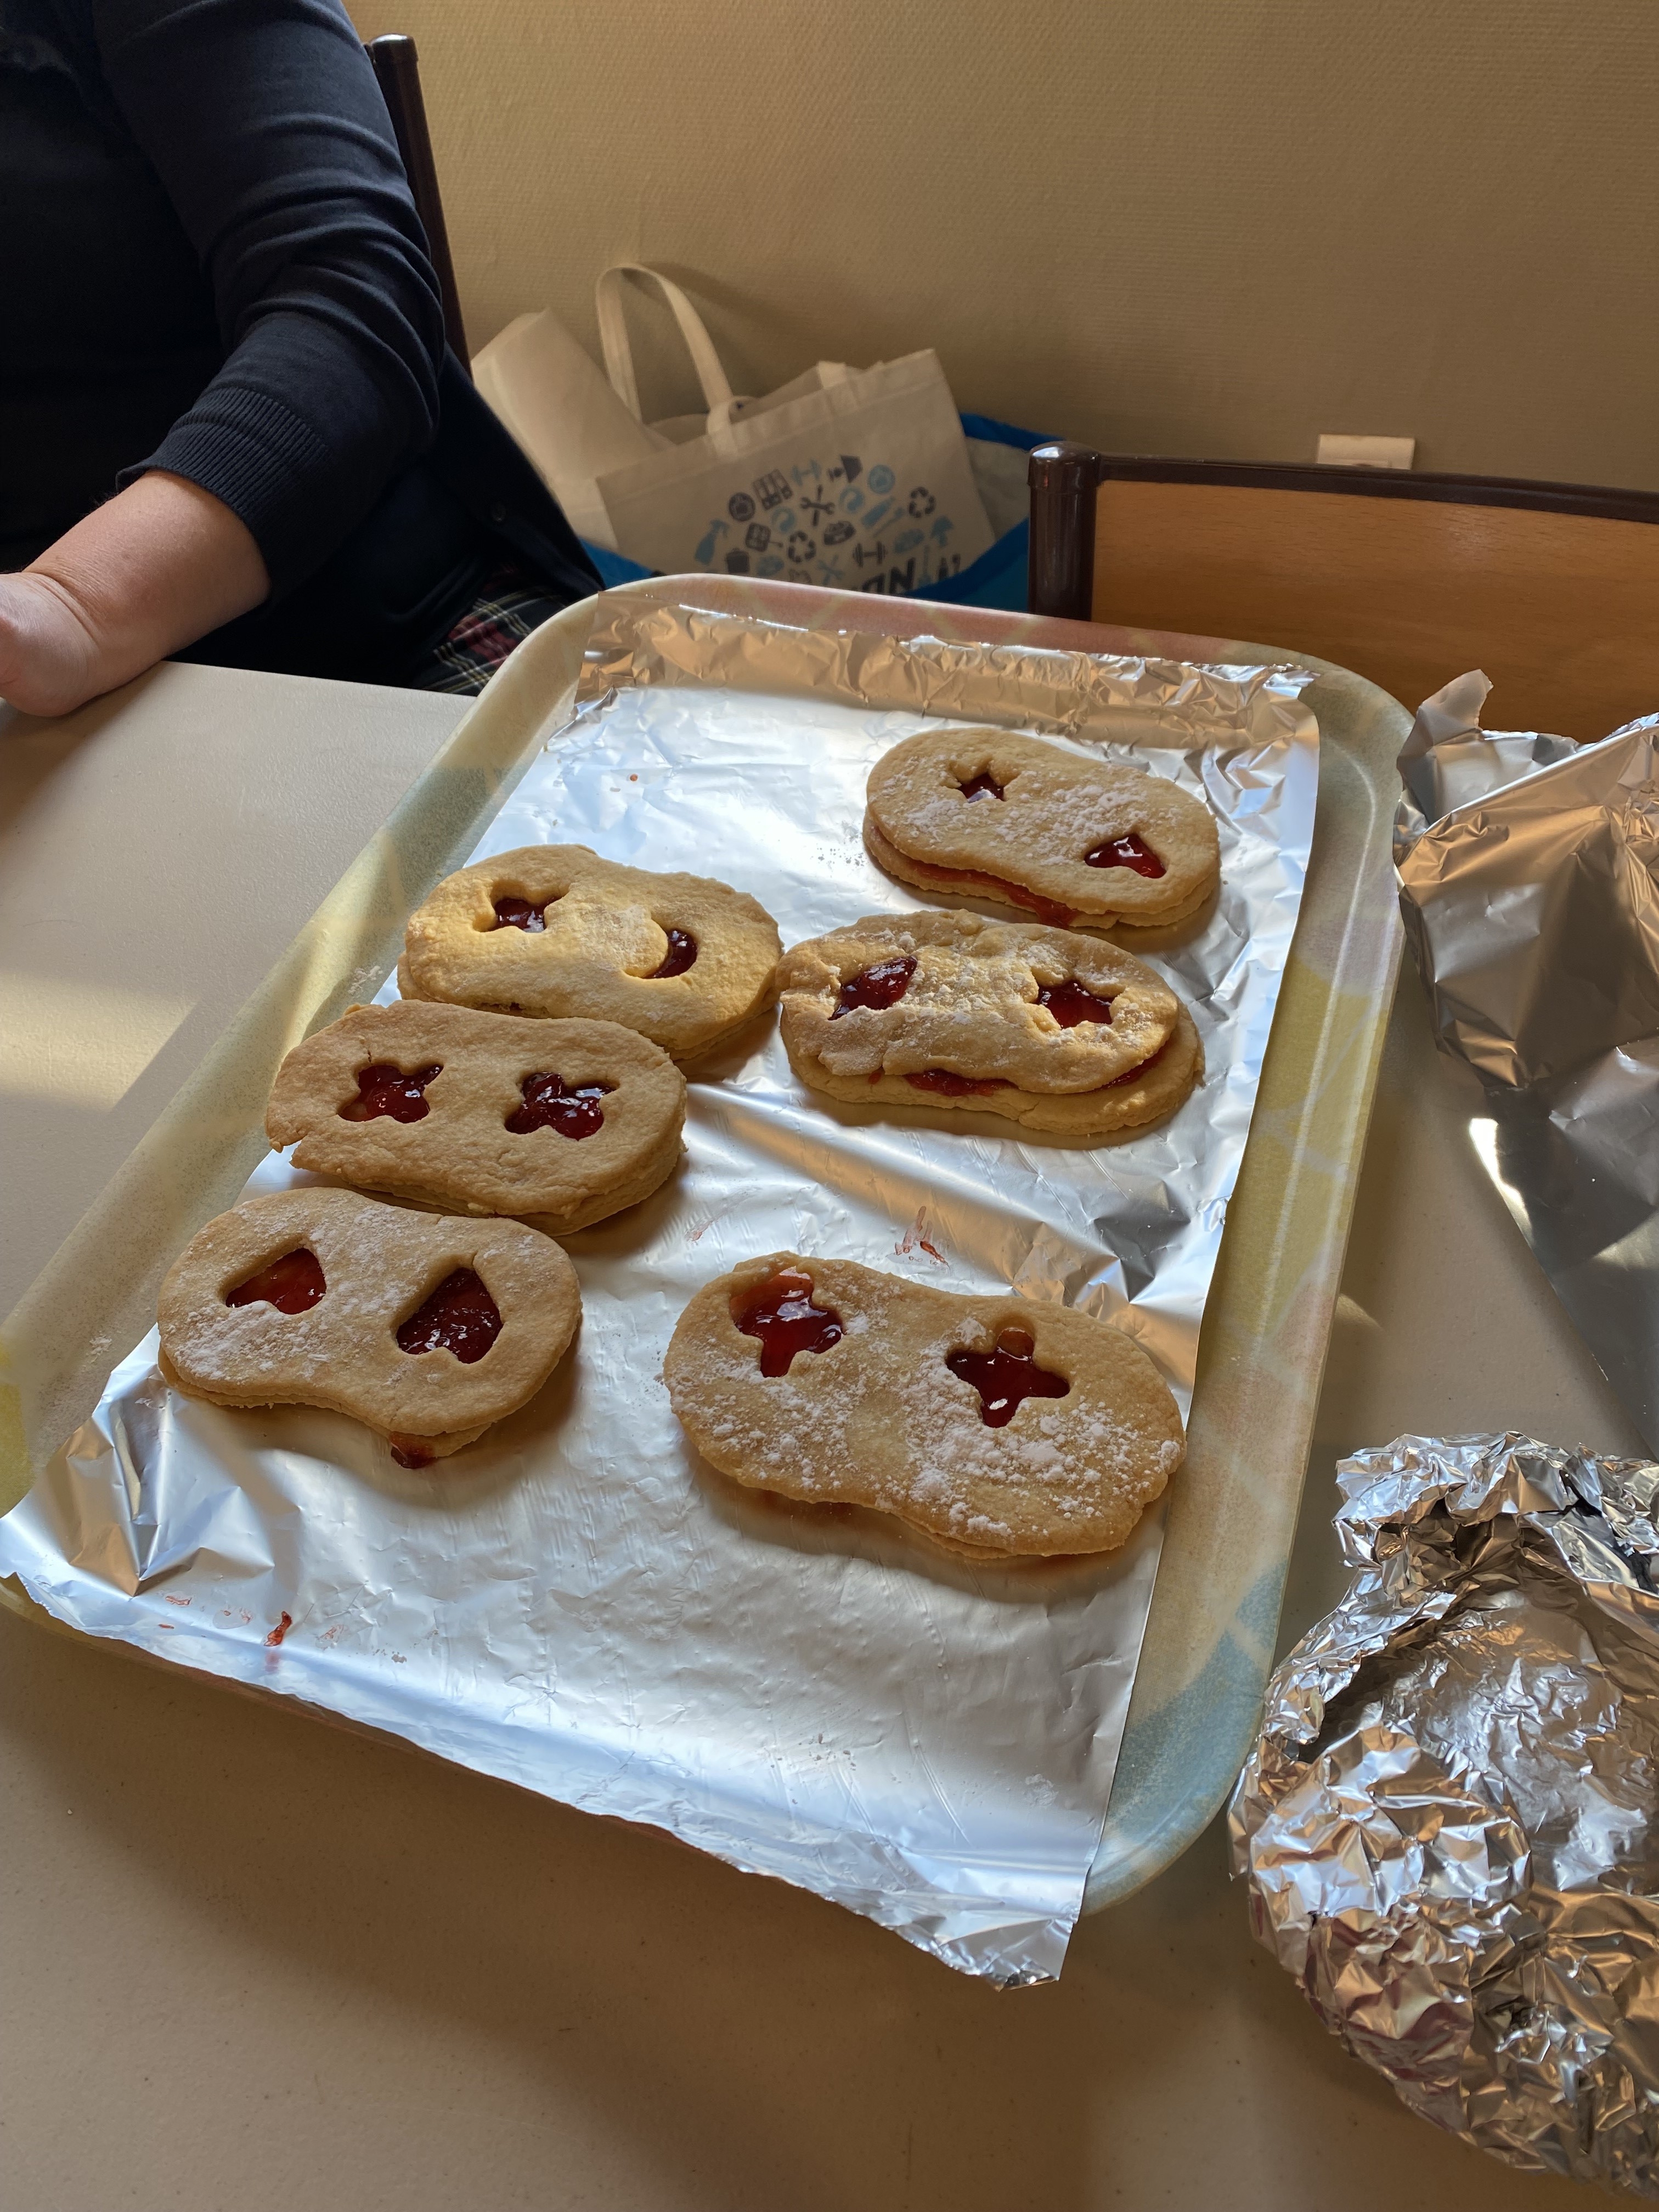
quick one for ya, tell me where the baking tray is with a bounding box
[0,575,1407,1912]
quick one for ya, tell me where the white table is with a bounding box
[0,664,1640,2211]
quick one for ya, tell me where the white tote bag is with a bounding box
[471,304,665,549]
[473,266,995,594]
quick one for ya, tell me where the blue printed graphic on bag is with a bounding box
[684,456,978,595]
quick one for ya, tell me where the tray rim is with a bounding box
[0,575,1407,1925]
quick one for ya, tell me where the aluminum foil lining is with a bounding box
[0,597,1317,1984]
[579,593,1319,749]
[1232,1431,1659,2195]
[1393,672,1659,1447]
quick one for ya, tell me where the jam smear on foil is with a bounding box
[1036,980,1115,1028]
[904,1069,1008,1097]
[1084,832,1165,878]
[491,893,555,931]
[506,1071,612,1138]
[225,1249,327,1313]
[732,1267,844,1377]
[946,1325,1070,1427]
[338,1062,442,1122]
[396,1268,502,1363]
[831,956,917,1019]
[648,928,698,977]
[956,770,1005,802]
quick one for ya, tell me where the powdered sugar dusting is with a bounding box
[666,1261,1182,1555]
[867,727,1220,924]
[778,909,1179,1090]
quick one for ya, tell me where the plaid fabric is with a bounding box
[404,565,565,696]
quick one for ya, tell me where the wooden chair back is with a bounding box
[1028,444,1659,740]
[364,33,470,370]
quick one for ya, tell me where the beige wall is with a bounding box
[351,0,1659,490]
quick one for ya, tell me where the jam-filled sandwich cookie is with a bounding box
[777,910,1201,1138]
[157,1188,580,1468]
[267,1001,685,1238]
[864,727,1219,931]
[398,844,782,1065]
[664,1252,1184,1561]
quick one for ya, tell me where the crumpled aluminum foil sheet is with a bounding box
[1395,672,1659,1447]
[580,593,1316,751]
[1232,1431,1659,2195]
[1392,667,1581,861]
[0,601,1317,1983]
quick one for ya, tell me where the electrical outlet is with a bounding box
[1316,433,1415,469]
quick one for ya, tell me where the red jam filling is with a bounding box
[225,1249,326,1313]
[956,770,1005,802]
[732,1266,843,1377]
[1104,1035,1169,1087]
[506,1071,612,1138]
[831,956,917,1018]
[883,845,1077,928]
[1084,832,1165,878]
[1036,979,1115,1028]
[396,1268,501,1363]
[338,1061,442,1122]
[946,1324,1070,1427]
[388,1435,436,1469]
[904,1069,1008,1097]
[491,893,554,931]
[649,928,698,977]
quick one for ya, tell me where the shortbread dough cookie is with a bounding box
[267,1001,685,1238]
[664,1252,1184,1559]
[864,728,1219,930]
[398,844,782,1064]
[777,909,1202,1137]
[157,1188,580,1466]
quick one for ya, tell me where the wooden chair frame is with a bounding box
[1028,442,1659,736]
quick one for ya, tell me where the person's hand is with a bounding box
[0,471,269,719]
[0,572,105,719]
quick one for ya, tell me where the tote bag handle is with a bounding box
[595,264,736,421]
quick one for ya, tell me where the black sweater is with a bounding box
[1,0,596,681]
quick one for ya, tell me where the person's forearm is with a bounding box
[0,471,270,718]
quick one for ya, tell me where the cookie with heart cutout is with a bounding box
[864,727,1219,931]
[397,844,781,1065]
[776,908,1202,1137]
[663,1251,1184,1560]
[266,1000,685,1238]
[157,1188,580,1466]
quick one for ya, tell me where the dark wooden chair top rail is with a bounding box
[1029,442,1659,525]
[365,33,470,371]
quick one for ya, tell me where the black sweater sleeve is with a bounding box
[94,0,445,594]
